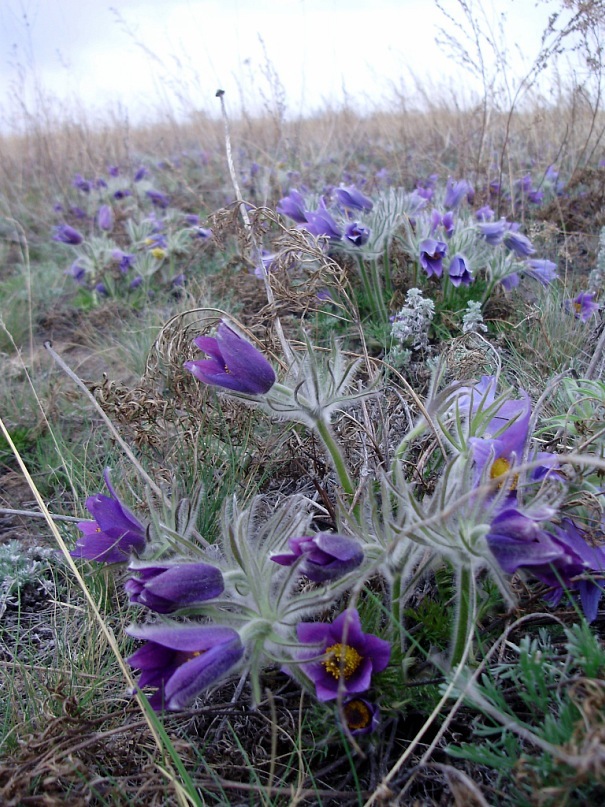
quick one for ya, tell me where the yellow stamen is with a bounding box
[574,302,582,313]
[344,699,371,730]
[323,643,363,680]
[150,247,167,260]
[490,456,518,490]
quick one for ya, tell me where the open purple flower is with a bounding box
[277,189,308,224]
[448,254,472,287]
[571,291,599,322]
[342,697,380,736]
[72,469,146,563]
[184,321,276,395]
[344,221,370,247]
[271,533,363,583]
[296,609,390,701]
[419,238,447,279]
[53,224,84,245]
[127,623,244,710]
[334,185,373,212]
[125,561,224,613]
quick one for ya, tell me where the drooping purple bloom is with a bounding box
[271,533,363,583]
[65,261,86,283]
[334,185,373,212]
[95,282,109,296]
[193,226,213,240]
[571,291,599,322]
[72,469,146,563]
[448,254,473,287]
[342,697,380,736]
[296,609,390,701]
[134,166,149,182]
[276,189,308,224]
[487,507,567,574]
[184,321,276,395]
[303,203,343,241]
[70,206,88,220]
[127,623,244,710]
[125,562,224,613]
[503,226,535,258]
[501,273,520,291]
[444,178,473,209]
[344,221,370,247]
[475,205,494,222]
[111,249,135,272]
[477,219,507,246]
[523,259,557,286]
[419,238,447,279]
[53,224,84,245]
[72,173,92,193]
[97,204,114,232]
[146,189,170,209]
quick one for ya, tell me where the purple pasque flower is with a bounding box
[125,561,224,613]
[523,259,557,286]
[334,185,373,212]
[501,273,520,291]
[342,697,380,736]
[419,238,447,279]
[477,218,507,246]
[444,178,473,209]
[134,166,149,182]
[475,205,494,222]
[184,321,276,395]
[296,609,390,701]
[72,469,146,563]
[127,622,244,710]
[448,254,472,287]
[276,189,308,224]
[130,275,143,289]
[430,209,455,238]
[487,507,564,575]
[571,291,599,321]
[53,224,84,245]
[344,221,370,247]
[146,189,170,209]
[97,204,114,231]
[254,249,277,278]
[503,226,535,258]
[111,249,135,272]
[271,533,363,583]
[72,173,92,193]
[95,282,109,296]
[65,260,86,283]
[303,202,343,241]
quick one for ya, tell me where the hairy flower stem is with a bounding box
[450,565,477,669]
[314,415,360,522]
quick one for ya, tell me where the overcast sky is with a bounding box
[0,0,586,126]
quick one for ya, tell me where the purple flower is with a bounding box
[419,238,447,279]
[296,609,390,701]
[65,261,86,283]
[134,166,149,182]
[125,562,224,613]
[344,221,370,247]
[271,533,363,583]
[444,178,473,209]
[254,250,277,278]
[72,173,91,193]
[184,321,276,395]
[108,165,120,177]
[334,185,373,212]
[97,204,114,232]
[72,469,146,563]
[111,249,135,272]
[127,623,244,710]
[113,188,132,200]
[70,206,88,220]
[277,189,308,224]
[130,276,143,289]
[523,259,557,286]
[193,226,213,240]
[342,697,380,736]
[501,273,520,291]
[146,189,170,209]
[95,282,109,297]
[477,219,507,246]
[571,292,599,321]
[448,254,472,287]
[475,205,494,222]
[53,224,84,245]
[503,227,535,258]
[303,203,343,241]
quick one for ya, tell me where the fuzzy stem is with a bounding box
[450,564,476,669]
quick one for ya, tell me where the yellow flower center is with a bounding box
[343,699,372,731]
[490,456,518,490]
[323,643,363,680]
[150,247,167,260]
[574,302,582,313]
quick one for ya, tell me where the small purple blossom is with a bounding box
[419,238,447,279]
[125,562,224,613]
[448,254,473,287]
[342,698,380,736]
[65,261,86,283]
[344,221,370,247]
[146,189,170,209]
[72,469,146,563]
[276,189,308,224]
[184,321,276,395]
[111,249,135,272]
[477,219,507,246]
[571,291,599,321]
[475,205,494,222]
[334,185,373,212]
[97,204,114,232]
[53,224,84,245]
[503,227,536,258]
[134,166,148,182]
[296,609,390,701]
[72,173,91,193]
[127,623,244,710]
[523,259,557,286]
[271,533,363,583]
[303,203,343,241]
[113,188,132,200]
[444,178,473,209]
